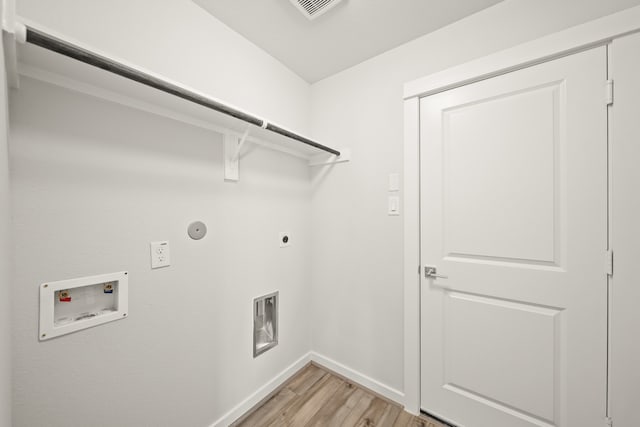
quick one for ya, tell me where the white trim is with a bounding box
[3,30,19,88]
[310,352,405,405]
[402,97,421,415]
[2,0,16,32]
[606,40,614,420]
[404,4,640,99]
[2,0,19,89]
[210,351,405,426]
[209,352,312,427]
[402,4,640,416]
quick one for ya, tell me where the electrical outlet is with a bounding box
[279,232,291,248]
[150,241,171,269]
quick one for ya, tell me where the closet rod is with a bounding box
[24,26,341,157]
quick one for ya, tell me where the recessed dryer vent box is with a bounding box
[253,291,278,358]
[39,271,128,341]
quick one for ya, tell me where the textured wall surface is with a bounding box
[309,0,640,393]
[10,0,316,425]
[8,0,640,425]
[10,78,312,427]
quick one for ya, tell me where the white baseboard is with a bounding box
[309,352,405,406]
[210,352,312,427]
[211,351,405,426]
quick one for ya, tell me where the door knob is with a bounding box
[424,266,448,279]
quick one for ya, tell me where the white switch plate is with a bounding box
[150,241,171,269]
[279,232,291,248]
[388,196,400,216]
[389,173,400,192]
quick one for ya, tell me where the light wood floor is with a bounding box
[232,363,446,427]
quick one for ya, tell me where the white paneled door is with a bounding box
[420,47,607,427]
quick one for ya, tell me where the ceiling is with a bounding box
[194,0,504,83]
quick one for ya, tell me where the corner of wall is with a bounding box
[0,4,14,424]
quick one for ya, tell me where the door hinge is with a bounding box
[605,416,613,427]
[606,80,614,105]
[606,250,614,277]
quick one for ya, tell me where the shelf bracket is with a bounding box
[308,148,351,167]
[232,127,251,162]
[224,126,253,181]
[2,15,26,89]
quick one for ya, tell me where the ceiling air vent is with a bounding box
[289,0,345,20]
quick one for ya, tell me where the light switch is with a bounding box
[388,196,400,216]
[389,173,400,192]
[150,241,171,269]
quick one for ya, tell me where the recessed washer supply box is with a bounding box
[39,271,128,341]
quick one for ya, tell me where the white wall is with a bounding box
[10,1,640,425]
[0,4,13,426]
[9,1,315,426]
[309,0,640,395]
[16,0,311,136]
[10,77,312,427]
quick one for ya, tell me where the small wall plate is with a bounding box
[279,232,291,248]
[39,271,128,341]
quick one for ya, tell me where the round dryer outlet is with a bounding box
[188,221,207,240]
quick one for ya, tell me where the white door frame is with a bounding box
[402,5,640,415]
